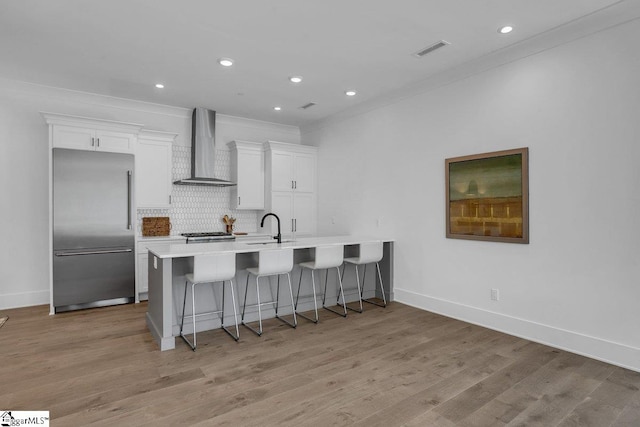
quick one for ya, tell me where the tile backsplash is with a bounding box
[136,146,259,236]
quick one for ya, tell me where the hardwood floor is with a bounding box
[1,302,638,426]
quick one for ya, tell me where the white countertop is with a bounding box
[148,235,394,259]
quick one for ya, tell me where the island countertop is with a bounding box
[148,235,395,259]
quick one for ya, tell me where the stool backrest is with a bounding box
[258,248,294,275]
[314,245,344,269]
[358,241,383,264]
[192,252,236,283]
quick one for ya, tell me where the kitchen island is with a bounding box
[146,236,394,350]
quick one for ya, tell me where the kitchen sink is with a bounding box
[245,240,293,245]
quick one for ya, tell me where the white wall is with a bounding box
[303,18,640,370]
[0,79,299,310]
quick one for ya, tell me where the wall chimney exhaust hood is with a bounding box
[173,108,236,187]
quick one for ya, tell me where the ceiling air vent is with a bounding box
[299,102,317,110]
[413,40,450,58]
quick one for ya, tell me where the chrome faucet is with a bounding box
[260,213,281,243]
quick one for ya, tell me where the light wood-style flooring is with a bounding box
[1,301,639,426]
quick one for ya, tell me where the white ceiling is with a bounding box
[0,0,622,127]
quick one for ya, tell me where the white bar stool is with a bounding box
[242,248,297,336]
[295,244,347,323]
[341,241,387,312]
[179,252,239,351]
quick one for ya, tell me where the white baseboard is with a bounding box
[0,290,49,310]
[394,288,640,373]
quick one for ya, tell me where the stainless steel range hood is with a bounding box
[173,108,236,187]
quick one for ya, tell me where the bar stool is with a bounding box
[340,241,387,312]
[179,252,239,351]
[242,248,297,336]
[295,244,347,323]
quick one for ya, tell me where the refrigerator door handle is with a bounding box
[55,248,133,257]
[127,170,132,230]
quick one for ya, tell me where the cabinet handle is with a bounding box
[294,180,297,189]
[294,218,297,232]
[291,219,294,232]
[169,195,172,204]
[291,180,294,189]
[127,170,132,230]
[91,137,95,147]
[97,138,100,147]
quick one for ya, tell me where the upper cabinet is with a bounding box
[136,130,176,209]
[264,141,317,237]
[228,140,264,210]
[270,148,315,192]
[43,113,143,154]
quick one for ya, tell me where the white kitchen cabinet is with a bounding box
[136,130,176,208]
[228,140,264,210]
[264,141,317,237]
[43,113,142,154]
[136,237,185,300]
[270,147,315,192]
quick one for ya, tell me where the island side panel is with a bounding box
[146,254,175,351]
[380,241,394,302]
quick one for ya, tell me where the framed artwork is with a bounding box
[445,147,529,244]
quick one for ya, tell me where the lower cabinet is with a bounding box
[136,237,185,300]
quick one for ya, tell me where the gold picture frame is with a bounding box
[445,147,529,244]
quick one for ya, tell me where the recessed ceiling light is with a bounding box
[218,58,234,67]
[289,76,303,84]
[274,106,282,111]
[498,26,513,34]
[345,90,357,97]
[155,83,164,89]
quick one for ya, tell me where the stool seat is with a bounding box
[242,248,297,336]
[179,252,239,351]
[295,244,347,322]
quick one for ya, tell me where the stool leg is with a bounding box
[256,276,263,335]
[295,268,304,310]
[179,280,188,336]
[275,273,297,328]
[338,264,363,313]
[296,268,319,323]
[221,279,240,341]
[241,273,249,323]
[362,263,387,308]
[323,266,347,317]
[191,282,197,348]
[242,273,263,336]
[336,266,347,317]
[180,280,197,350]
[354,265,364,313]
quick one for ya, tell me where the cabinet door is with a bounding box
[52,125,95,150]
[96,130,136,154]
[271,150,294,192]
[293,153,315,193]
[236,149,264,209]
[293,192,315,235]
[136,140,172,208]
[270,191,294,235]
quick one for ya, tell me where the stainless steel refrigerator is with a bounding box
[53,148,135,313]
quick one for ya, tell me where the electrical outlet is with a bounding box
[491,288,499,301]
